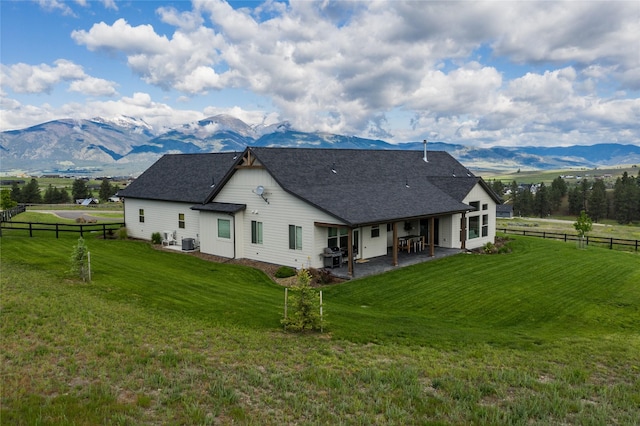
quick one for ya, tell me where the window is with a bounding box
[218,219,231,239]
[327,227,348,249]
[482,203,488,211]
[482,214,489,237]
[289,225,302,250]
[371,225,380,238]
[138,208,144,223]
[251,220,263,244]
[470,201,480,211]
[468,216,480,239]
[178,213,185,229]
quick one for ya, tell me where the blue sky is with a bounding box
[1,0,639,147]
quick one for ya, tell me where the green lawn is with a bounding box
[2,231,639,424]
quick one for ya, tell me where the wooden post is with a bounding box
[392,222,398,266]
[283,288,288,330]
[320,290,323,333]
[55,223,59,239]
[460,212,467,250]
[429,217,435,257]
[87,251,91,283]
[347,229,353,277]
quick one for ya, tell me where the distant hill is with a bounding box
[1,114,639,176]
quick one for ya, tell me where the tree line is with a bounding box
[1,178,120,209]
[490,170,640,224]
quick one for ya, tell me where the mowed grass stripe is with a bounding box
[2,233,284,329]
[2,232,638,347]
[324,237,640,345]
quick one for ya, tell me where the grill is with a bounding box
[323,247,343,268]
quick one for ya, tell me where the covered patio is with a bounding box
[328,246,464,280]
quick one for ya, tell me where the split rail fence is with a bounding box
[1,221,125,239]
[497,228,639,252]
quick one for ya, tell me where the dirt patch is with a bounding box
[185,250,344,286]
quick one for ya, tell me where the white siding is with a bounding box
[462,182,497,250]
[123,198,200,244]
[360,225,388,259]
[212,168,346,269]
[199,212,236,258]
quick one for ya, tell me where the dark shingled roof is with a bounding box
[120,147,499,227]
[117,152,238,203]
[243,148,488,226]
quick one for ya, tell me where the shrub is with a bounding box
[281,269,322,332]
[275,266,296,278]
[117,227,128,240]
[70,236,90,282]
[483,242,497,254]
[151,232,162,245]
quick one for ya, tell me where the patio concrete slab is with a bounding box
[328,247,464,279]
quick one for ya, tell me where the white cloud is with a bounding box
[68,76,118,97]
[71,19,171,54]
[35,0,75,16]
[6,0,639,147]
[1,59,86,94]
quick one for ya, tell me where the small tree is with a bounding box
[281,269,322,332]
[573,210,592,249]
[1,189,17,210]
[72,179,90,201]
[70,237,90,282]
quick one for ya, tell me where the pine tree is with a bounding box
[534,182,551,217]
[588,179,607,222]
[568,186,582,215]
[613,172,640,224]
[21,179,42,203]
[98,178,115,201]
[281,269,322,332]
[10,182,22,203]
[550,176,567,213]
[72,179,90,201]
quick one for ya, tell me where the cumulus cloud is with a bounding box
[68,76,118,97]
[0,59,117,96]
[6,0,639,146]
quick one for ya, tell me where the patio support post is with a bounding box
[460,212,467,250]
[429,216,435,257]
[392,222,399,266]
[347,228,353,277]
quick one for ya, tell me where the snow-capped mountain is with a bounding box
[1,114,639,176]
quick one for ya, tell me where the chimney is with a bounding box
[423,139,428,162]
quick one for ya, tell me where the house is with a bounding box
[76,198,99,206]
[496,204,513,218]
[118,147,501,276]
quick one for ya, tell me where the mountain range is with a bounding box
[1,114,639,176]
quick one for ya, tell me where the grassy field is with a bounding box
[498,218,640,242]
[1,231,639,424]
[483,165,638,185]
